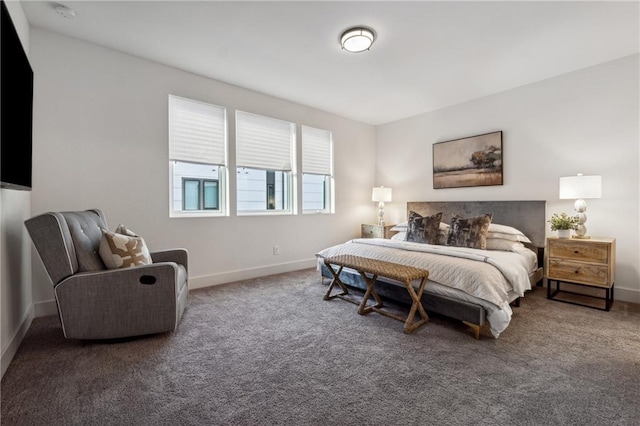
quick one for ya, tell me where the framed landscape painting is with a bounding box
[433,131,503,189]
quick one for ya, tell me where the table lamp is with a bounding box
[559,174,601,239]
[371,186,392,226]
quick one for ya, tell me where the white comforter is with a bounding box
[316,238,538,337]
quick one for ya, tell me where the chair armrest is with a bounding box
[151,249,188,272]
[54,263,182,339]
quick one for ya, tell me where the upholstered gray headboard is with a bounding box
[406,200,547,248]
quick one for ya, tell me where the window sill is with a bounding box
[170,211,226,219]
[237,211,294,217]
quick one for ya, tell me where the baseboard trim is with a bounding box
[614,287,640,304]
[189,258,317,290]
[34,299,58,317]
[1,304,34,379]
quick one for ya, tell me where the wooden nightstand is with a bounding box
[545,237,616,311]
[361,224,396,239]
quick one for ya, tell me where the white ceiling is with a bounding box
[22,1,639,126]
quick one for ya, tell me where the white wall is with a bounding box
[376,55,640,302]
[29,29,376,307]
[1,0,33,378]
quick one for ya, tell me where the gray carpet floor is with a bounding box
[2,268,639,425]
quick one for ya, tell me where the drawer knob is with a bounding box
[574,250,579,254]
[574,269,580,274]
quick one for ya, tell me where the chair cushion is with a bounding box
[177,264,188,293]
[61,211,108,272]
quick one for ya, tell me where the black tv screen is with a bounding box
[1,0,33,190]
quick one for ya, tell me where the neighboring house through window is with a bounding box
[183,178,219,210]
[169,95,227,217]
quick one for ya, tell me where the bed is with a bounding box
[316,200,546,338]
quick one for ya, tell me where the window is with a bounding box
[169,95,227,217]
[302,126,334,213]
[183,178,219,210]
[236,111,295,214]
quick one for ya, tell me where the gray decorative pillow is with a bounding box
[437,222,450,245]
[98,226,152,269]
[406,211,442,244]
[447,213,493,249]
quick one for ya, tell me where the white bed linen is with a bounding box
[316,238,538,337]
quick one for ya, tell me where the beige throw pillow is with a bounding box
[99,226,152,269]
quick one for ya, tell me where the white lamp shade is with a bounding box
[559,175,602,199]
[372,186,392,202]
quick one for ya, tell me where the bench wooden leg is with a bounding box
[323,265,349,300]
[357,272,383,315]
[403,277,429,334]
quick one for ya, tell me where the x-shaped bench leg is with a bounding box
[403,277,429,333]
[357,272,384,315]
[323,265,350,301]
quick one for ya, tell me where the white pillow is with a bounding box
[390,222,408,231]
[485,238,525,252]
[487,223,531,243]
[391,231,407,241]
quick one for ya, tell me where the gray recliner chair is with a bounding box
[25,209,188,339]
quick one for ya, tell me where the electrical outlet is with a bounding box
[273,245,280,255]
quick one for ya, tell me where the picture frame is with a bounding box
[432,131,503,189]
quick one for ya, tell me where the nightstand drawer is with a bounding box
[361,224,396,239]
[547,258,610,287]
[361,224,383,238]
[548,240,609,264]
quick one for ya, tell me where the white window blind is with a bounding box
[169,95,227,165]
[236,111,294,171]
[302,126,333,176]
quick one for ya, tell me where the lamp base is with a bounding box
[377,201,385,226]
[572,235,591,239]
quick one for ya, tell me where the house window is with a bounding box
[235,111,295,214]
[169,95,227,217]
[302,126,334,214]
[182,178,219,211]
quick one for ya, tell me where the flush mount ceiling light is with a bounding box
[53,3,76,19]
[340,27,375,53]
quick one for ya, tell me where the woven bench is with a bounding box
[323,255,430,334]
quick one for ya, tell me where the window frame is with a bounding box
[302,173,334,214]
[170,161,228,218]
[236,167,293,215]
[301,126,334,214]
[235,111,296,216]
[168,95,228,218]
